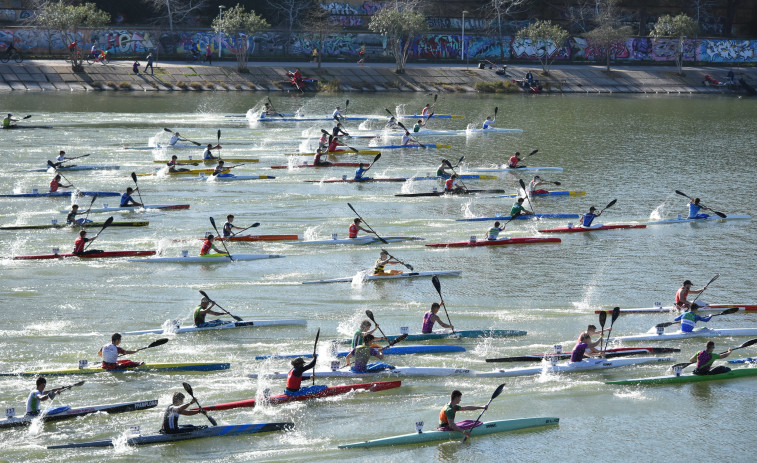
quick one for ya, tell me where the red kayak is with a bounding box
[198,381,401,411]
[486,347,681,362]
[539,224,646,233]
[14,250,156,260]
[270,162,361,169]
[426,237,561,248]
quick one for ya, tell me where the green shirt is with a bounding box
[510,203,525,217]
[193,305,206,326]
[439,402,461,427]
[487,227,501,240]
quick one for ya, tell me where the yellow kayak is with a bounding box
[151,158,259,164]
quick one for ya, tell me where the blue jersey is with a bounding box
[673,311,712,332]
[688,203,709,219]
[580,213,597,227]
[120,193,134,207]
[354,167,369,180]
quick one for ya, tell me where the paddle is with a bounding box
[494,106,498,119]
[381,248,414,271]
[397,122,426,148]
[162,128,201,146]
[216,129,221,160]
[454,155,465,168]
[84,216,113,249]
[599,199,617,215]
[671,338,757,371]
[48,380,86,400]
[182,382,217,426]
[212,163,245,176]
[443,159,469,192]
[311,328,320,386]
[266,97,285,117]
[386,333,408,347]
[384,108,395,118]
[655,307,739,329]
[675,190,726,218]
[692,273,719,306]
[209,216,234,261]
[347,202,388,244]
[81,193,98,224]
[365,309,390,343]
[361,153,381,174]
[198,290,243,321]
[230,222,260,237]
[431,275,456,335]
[518,179,535,213]
[462,383,505,443]
[130,172,145,206]
[129,337,169,354]
[22,115,32,120]
[602,307,620,352]
[56,154,90,166]
[46,161,76,189]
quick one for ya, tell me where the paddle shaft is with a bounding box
[209,217,234,261]
[230,222,260,236]
[432,276,455,334]
[347,203,388,244]
[312,328,320,386]
[130,172,145,205]
[462,383,505,443]
[199,290,242,321]
[691,274,719,305]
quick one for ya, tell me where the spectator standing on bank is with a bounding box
[205,44,212,65]
[144,53,154,75]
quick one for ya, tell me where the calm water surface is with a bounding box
[0,91,755,462]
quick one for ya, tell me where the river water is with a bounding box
[0,91,755,462]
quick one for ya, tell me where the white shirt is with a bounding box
[56,155,66,162]
[401,134,411,145]
[332,109,342,118]
[169,135,179,146]
[26,389,44,414]
[203,148,212,159]
[483,119,495,129]
[101,343,119,363]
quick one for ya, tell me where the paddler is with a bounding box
[385,116,400,130]
[690,341,733,375]
[212,160,227,176]
[438,390,488,434]
[373,250,401,276]
[413,118,426,132]
[168,132,182,147]
[318,130,329,150]
[53,150,68,167]
[49,174,72,193]
[332,105,344,122]
[687,198,710,220]
[285,356,318,395]
[200,234,228,256]
[578,206,602,227]
[352,319,381,348]
[327,135,344,153]
[332,122,349,137]
[675,280,707,310]
[167,155,190,173]
[262,103,276,116]
[436,160,453,178]
[444,174,465,193]
[510,197,533,218]
[348,218,370,239]
[571,333,603,361]
[26,377,60,416]
[507,151,523,168]
[73,229,102,255]
[193,296,225,327]
[202,143,221,160]
[345,334,385,372]
[401,130,419,146]
[98,333,140,370]
[528,175,558,195]
[673,303,713,333]
[120,187,142,208]
[578,324,606,349]
[161,392,202,434]
[421,103,432,119]
[422,303,454,333]
[486,221,505,241]
[482,115,495,130]
[313,148,332,166]
[2,113,18,128]
[354,162,371,181]
[222,214,244,237]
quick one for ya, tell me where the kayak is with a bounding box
[0,399,158,429]
[304,174,495,183]
[425,237,561,248]
[47,422,293,448]
[256,345,465,360]
[256,115,384,121]
[58,204,190,213]
[218,234,298,242]
[181,174,275,181]
[489,190,586,198]
[456,213,579,222]
[538,224,647,233]
[727,358,757,364]
[339,329,527,344]
[123,319,307,335]
[287,150,382,156]
[151,157,259,163]
[475,357,677,378]
[0,191,120,198]
[302,270,462,284]
[471,166,563,172]
[594,303,757,314]
[129,253,285,263]
[606,368,757,385]
[137,168,229,177]
[271,162,362,169]
[486,347,681,362]
[0,221,148,230]
[358,144,451,150]
[0,362,230,377]
[338,417,559,449]
[395,189,505,197]
[611,327,757,342]
[14,250,156,260]
[27,165,120,172]
[647,214,751,224]
[398,114,463,119]
[286,236,422,245]
[1,125,53,129]
[199,381,402,411]
[250,366,480,379]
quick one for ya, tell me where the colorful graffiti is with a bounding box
[319,1,385,15]
[511,37,570,61]
[700,39,756,62]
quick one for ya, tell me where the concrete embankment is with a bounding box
[0,59,754,94]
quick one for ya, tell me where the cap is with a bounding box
[291,357,305,366]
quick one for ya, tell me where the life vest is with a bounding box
[348,223,359,238]
[328,140,338,152]
[422,312,435,333]
[286,368,303,391]
[374,258,386,274]
[49,178,60,192]
[487,227,501,240]
[444,178,454,191]
[73,236,86,254]
[200,240,213,255]
[508,156,519,167]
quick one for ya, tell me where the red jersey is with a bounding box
[285,368,303,391]
[508,156,519,168]
[73,236,86,253]
[444,178,454,191]
[675,286,689,307]
[200,239,213,255]
[50,178,60,192]
[348,223,359,238]
[328,139,339,152]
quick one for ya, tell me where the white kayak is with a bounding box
[470,166,563,172]
[611,327,757,342]
[361,128,523,136]
[122,319,307,335]
[129,253,284,263]
[250,366,478,379]
[180,174,275,181]
[27,165,121,172]
[124,143,201,150]
[286,236,423,246]
[647,214,751,224]
[595,303,757,314]
[302,270,461,284]
[475,357,676,377]
[58,204,189,214]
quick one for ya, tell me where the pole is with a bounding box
[461,11,466,63]
[218,5,225,59]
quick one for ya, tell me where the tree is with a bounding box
[650,14,699,76]
[265,0,313,56]
[301,3,331,69]
[368,2,429,74]
[140,0,207,32]
[33,1,110,71]
[584,0,632,72]
[212,3,269,72]
[489,0,531,61]
[515,20,568,75]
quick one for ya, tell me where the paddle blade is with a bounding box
[443,159,454,169]
[101,216,114,229]
[313,327,320,349]
[251,222,260,228]
[130,172,138,184]
[718,307,739,316]
[671,362,692,370]
[207,414,218,426]
[598,310,607,328]
[182,382,194,396]
[433,94,438,102]
[148,338,169,348]
[553,181,561,186]
[389,333,409,347]
[494,107,498,117]
[457,156,465,166]
[163,127,173,133]
[610,307,621,323]
[655,322,675,329]
[528,149,538,156]
[47,160,56,168]
[384,108,393,116]
[199,290,209,299]
[604,199,617,210]
[347,203,358,216]
[372,153,381,164]
[365,310,376,322]
[73,380,86,387]
[490,383,506,400]
[674,190,689,198]
[519,179,527,191]
[737,338,757,349]
[397,122,407,131]
[431,275,442,295]
[209,216,217,229]
[217,129,221,142]
[706,274,720,287]
[345,99,349,108]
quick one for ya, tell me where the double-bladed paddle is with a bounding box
[365,310,390,343]
[431,275,456,334]
[312,328,320,386]
[692,274,719,306]
[397,122,426,148]
[671,338,757,371]
[199,290,242,321]
[655,307,739,329]
[381,248,414,271]
[84,216,113,250]
[209,216,234,261]
[462,383,505,443]
[599,199,617,215]
[266,97,285,117]
[81,193,98,225]
[358,153,382,176]
[602,307,620,352]
[130,172,145,206]
[347,203,388,244]
[129,337,169,354]
[230,222,260,237]
[162,127,201,146]
[518,179,535,214]
[47,380,86,401]
[443,159,469,192]
[46,160,76,189]
[182,382,217,426]
[216,129,221,160]
[675,190,726,218]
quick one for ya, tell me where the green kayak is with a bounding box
[338,417,559,449]
[606,367,757,385]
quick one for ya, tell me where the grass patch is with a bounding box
[118,81,132,89]
[216,81,229,90]
[475,80,519,93]
[317,78,340,92]
[89,81,102,89]
[105,81,116,88]
[176,81,188,89]
[234,83,243,90]
[190,82,203,90]
[203,80,215,89]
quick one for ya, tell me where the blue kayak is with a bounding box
[255,345,465,360]
[487,191,587,199]
[727,358,757,364]
[359,144,451,150]
[0,191,120,198]
[456,214,579,222]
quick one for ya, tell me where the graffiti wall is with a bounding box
[1,26,756,64]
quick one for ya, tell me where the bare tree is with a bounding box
[265,0,313,56]
[489,0,531,61]
[584,0,632,72]
[301,3,330,69]
[141,0,207,32]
